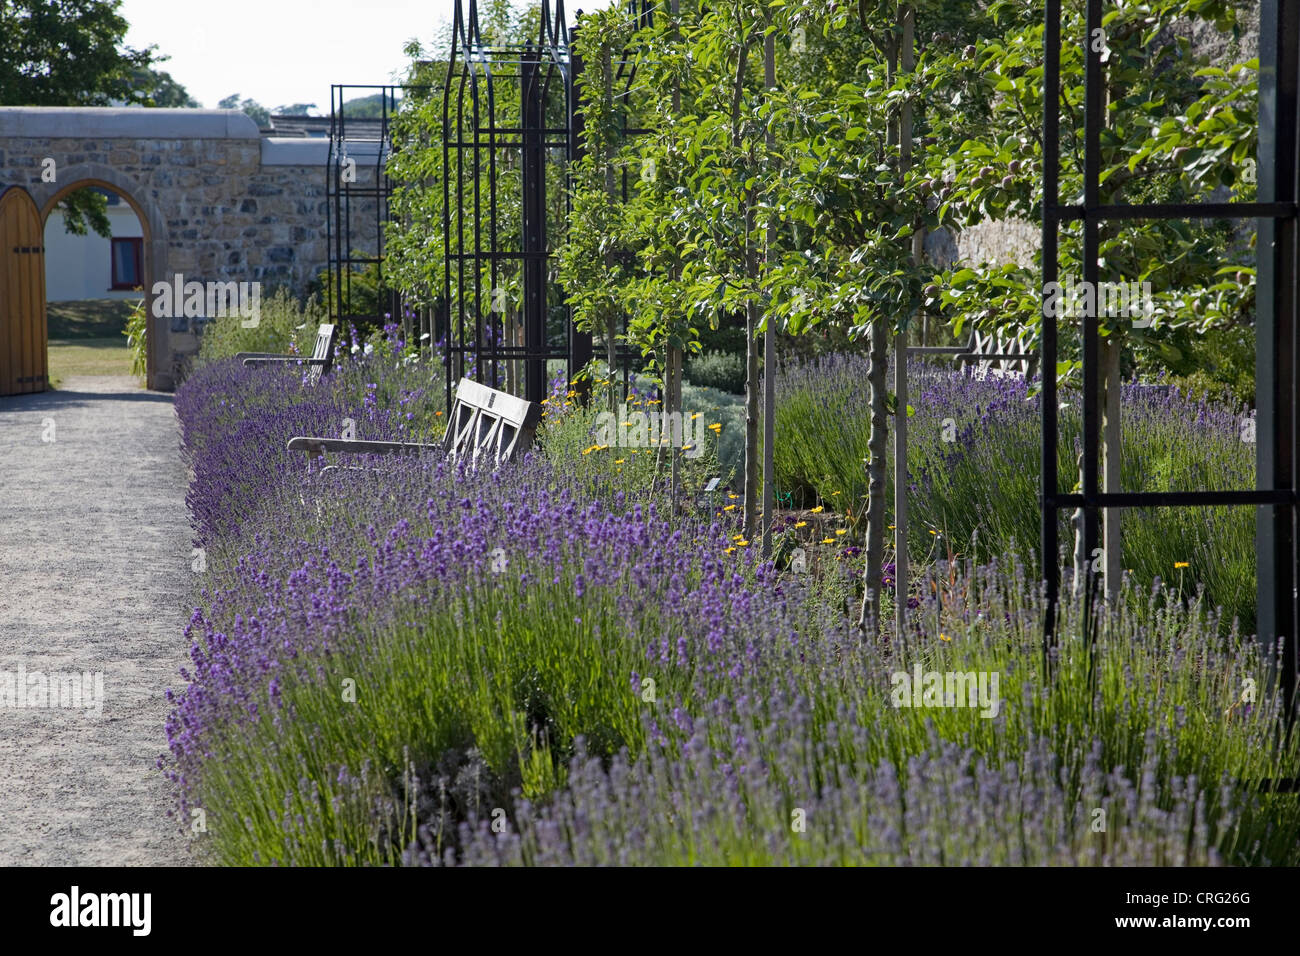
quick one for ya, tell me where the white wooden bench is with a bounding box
[237,323,337,385]
[286,377,541,470]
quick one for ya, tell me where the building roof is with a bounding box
[265,115,386,141]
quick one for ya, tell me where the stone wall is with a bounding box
[0,108,378,390]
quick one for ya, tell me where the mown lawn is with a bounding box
[47,337,135,385]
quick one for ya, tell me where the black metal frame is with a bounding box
[327,85,422,337]
[441,0,567,408]
[439,0,653,410]
[325,2,654,410]
[1041,1,1299,736]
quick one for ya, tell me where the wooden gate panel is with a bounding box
[0,186,48,396]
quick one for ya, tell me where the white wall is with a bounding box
[44,201,144,302]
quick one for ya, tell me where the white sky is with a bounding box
[119,0,614,113]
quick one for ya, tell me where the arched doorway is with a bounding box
[0,186,48,396]
[39,179,153,389]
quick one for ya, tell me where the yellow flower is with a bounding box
[929,529,937,535]
[567,390,576,397]
[821,537,835,544]
[794,521,807,528]
[810,506,824,514]
[582,446,595,455]
[733,534,745,541]
[835,529,847,536]
[724,546,736,554]
[940,633,951,642]
[724,504,737,511]
[622,421,633,427]
[737,539,750,547]
[1175,561,1190,569]
[691,412,701,420]
[888,525,895,530]
[709,423,722,432]
[728,493,739,500]
[832,491,841,496]
[614,459,625,464]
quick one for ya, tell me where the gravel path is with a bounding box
[0,375,192,865]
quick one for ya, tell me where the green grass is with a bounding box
[46,298,138,339]
[47,337,136,385]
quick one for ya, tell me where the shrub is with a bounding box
[122,295,147,379]
[775,355,1256,632]
[309,258,386,323]
[685,349,746,394]
[196,287,324,363]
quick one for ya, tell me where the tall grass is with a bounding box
[196,287,325,362]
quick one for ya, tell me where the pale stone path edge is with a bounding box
[0,375,193,865]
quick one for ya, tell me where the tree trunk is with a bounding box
[859,314,890,632]
[761,32,777,556]
[744,217,760,540]
[731,28,759,539]
[893,5,916,640]
[668,0,684,505]
[1102,337,1121,601]
[859,8,904,634]
[602,39,618,410]
[667,343,682,498]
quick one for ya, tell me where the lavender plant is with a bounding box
[165,349,1296,867]
[774,355,1256,632]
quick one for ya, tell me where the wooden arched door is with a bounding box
[0,186,48,395]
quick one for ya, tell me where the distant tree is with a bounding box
[218,93,271,129]
[339,93,398,119]
[135,67,199,107]
[0,0,166,236]
[273,103,317,116]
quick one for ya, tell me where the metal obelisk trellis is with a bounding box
[1041,0,1300,761]
[327,84,416,334]
[439,0,653,412]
